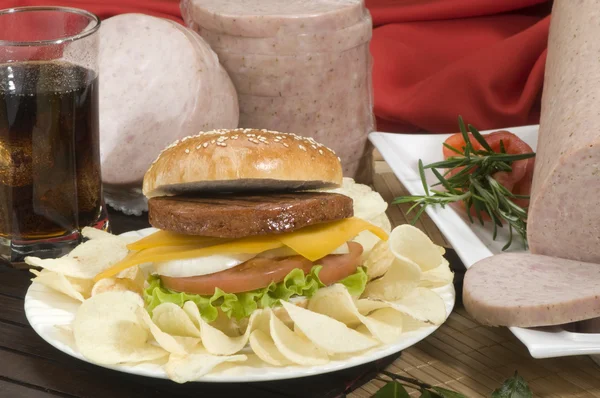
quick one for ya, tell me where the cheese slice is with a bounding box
[95,217,388,281]
[277,218,388,261]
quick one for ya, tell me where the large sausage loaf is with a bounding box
[463,253,600,327]
[98,14,239,213]
[528,0,600,262]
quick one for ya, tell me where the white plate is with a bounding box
[370,125,600,359]
[24,228,455,382]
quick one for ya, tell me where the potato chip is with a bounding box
[136,307,190,356]
[355,299,389,315]
[183,302,243,337]
[25,235,130,279]
[362,308,405,343]
[55,324,73,334]
[249,329,291,366]
[72,291,167,364]
[280,300,379,354]
[30,269,88,302]
[420,259,453,288]
[358,287,446,331]
[91,277,143,297]
[400,314,430,333]
[389,225,443,271]
[165,347,247,383]
[269,308,329,365]
[371,212,392,234]
[293,324,308,339]
[152,302,201,338]
[308,285,403,344]
[196,310,262,356]
[362,288,446,326]
[308,285,362,327]
[81,227,114,240]
[327,178,388,221]
[386,287,447,325]
[364,240,395,281]
[115,264,146,288]
[362,256,421,301]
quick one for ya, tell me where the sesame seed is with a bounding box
[185,148,190,154]
[217,142,227,147]
[283,143,289,147]
[311,145,317,149]
[203,142,209,148]
[337,156,341,161]
[319,149,324,155]
[299,145,307,151]
[196,145,201,149]
[211,140,215,144]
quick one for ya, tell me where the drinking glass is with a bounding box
[0,6,108,263]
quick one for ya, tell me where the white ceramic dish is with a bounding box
[24,228,456,382]
[370,125,600,359]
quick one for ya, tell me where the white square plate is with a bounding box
[370,125,600,359]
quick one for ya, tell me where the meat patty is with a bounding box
[148,192,353,238]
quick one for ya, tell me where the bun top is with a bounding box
[143,129,343,198]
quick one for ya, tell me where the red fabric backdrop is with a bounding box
[2,0,552,133]
[366,0,552,133]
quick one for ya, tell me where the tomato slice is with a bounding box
[160,242,364,295]
[442,130,535,216]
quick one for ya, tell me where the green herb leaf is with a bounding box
[431,387,468,398]
[391,116,534,250]
[491,372,533,398]
[419,159,429,196]
[419,389,437,398]
[374,382,411,398]
[468,123,493,152]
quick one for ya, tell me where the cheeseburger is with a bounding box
[96,129,388,322]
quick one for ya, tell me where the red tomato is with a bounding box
[442,130,535,215]
[161,242,364,295]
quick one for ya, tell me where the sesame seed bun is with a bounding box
[143,129,343,198]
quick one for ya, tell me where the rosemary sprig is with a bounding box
[392,116,535,250]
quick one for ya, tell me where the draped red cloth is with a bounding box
[366,0,552,133]
[3,0,552,133]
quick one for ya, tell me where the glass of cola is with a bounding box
[0,7,108,263]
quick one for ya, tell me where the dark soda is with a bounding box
[0,60,102,240]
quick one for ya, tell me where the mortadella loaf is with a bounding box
[99,14,239,213]
[463,253,600,327]
[528,0,600,262]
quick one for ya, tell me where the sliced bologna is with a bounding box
[98,14,238,210]
[527,0,600,262]
[463,253,600,327]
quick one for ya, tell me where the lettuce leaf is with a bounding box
[144,266,367,322]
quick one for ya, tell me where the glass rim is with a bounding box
[0,6,100,47]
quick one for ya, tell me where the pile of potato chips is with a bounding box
[25,182,453,383]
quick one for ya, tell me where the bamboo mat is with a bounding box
[349,159,600,398]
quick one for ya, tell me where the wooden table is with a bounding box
[2,166,600,398]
